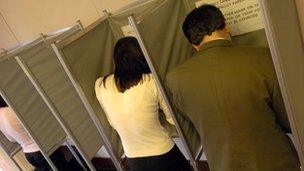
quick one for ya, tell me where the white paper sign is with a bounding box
[121,25,137,37]
[195,0,264,36]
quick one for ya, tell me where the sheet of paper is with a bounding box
[121,25,137,37]
[195,0,264,35]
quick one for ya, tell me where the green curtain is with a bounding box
[22,42,103,159]
[136,0,202,157]
[0,58,66,154]
[59,19,123,158]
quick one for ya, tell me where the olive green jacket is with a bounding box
[166,40,300,171]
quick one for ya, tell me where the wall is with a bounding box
[0,0,139,50]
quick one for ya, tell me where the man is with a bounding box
[166,5,300,171]
[0,96,68,171]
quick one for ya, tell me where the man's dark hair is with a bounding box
[0,96,8,108]
[183,4,226,45]
[103,37,151,93]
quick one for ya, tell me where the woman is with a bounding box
[0,96,82,171]
[0,96,66,171]
[95,37,191,171]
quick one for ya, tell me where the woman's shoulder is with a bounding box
[95,74,115,91]
[142,74,155,84]
[142,74,158,92]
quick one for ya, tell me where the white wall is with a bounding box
[0,0,139,50]
[0,13,19,49]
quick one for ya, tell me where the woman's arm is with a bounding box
[153,78,175,125]
[95,78,114,128]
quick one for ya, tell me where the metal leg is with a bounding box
[8,155,22,171]
[128,15,200,171]
[65,140,88,171]
[15,56,96,171]
[9,147,23,171]
[51,44,124,171]
[195,145,204,161]
[0,90,58,171]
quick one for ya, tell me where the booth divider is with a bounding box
[0,23,103,171]
[131,0,202,157]
[16,23,108,170]
[51,18,124,171]
[15,56,89,170]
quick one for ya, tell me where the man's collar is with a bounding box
[199,39,233,51]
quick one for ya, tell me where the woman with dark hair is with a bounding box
[95,37,191,171]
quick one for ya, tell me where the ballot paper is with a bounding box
[121,25,137,37]
[195,0,264,35]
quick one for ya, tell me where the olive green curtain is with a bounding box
[20,42,103,159]
[0,58,66,154]
[59,19,123,158]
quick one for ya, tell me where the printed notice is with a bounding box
[121,25,137,37]
[195,0,264,36]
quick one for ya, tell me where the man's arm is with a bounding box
[270,75,291,133]
[262,49,291,133]
[165,72,191,122]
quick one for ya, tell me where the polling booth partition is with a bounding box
[0,24,106,171]
[17,32,104,171]
[51,17,124,171]
[0,50,66,170]
[126,0,203,159]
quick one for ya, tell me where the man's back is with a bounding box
[166,40,300,171]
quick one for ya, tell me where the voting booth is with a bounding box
[0,25,104,170]
[3,0,302,170]
[0,54,67,170]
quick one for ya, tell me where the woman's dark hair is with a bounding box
[183,4,226,45]
[103,37,151,93]
[0,96,8,108]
